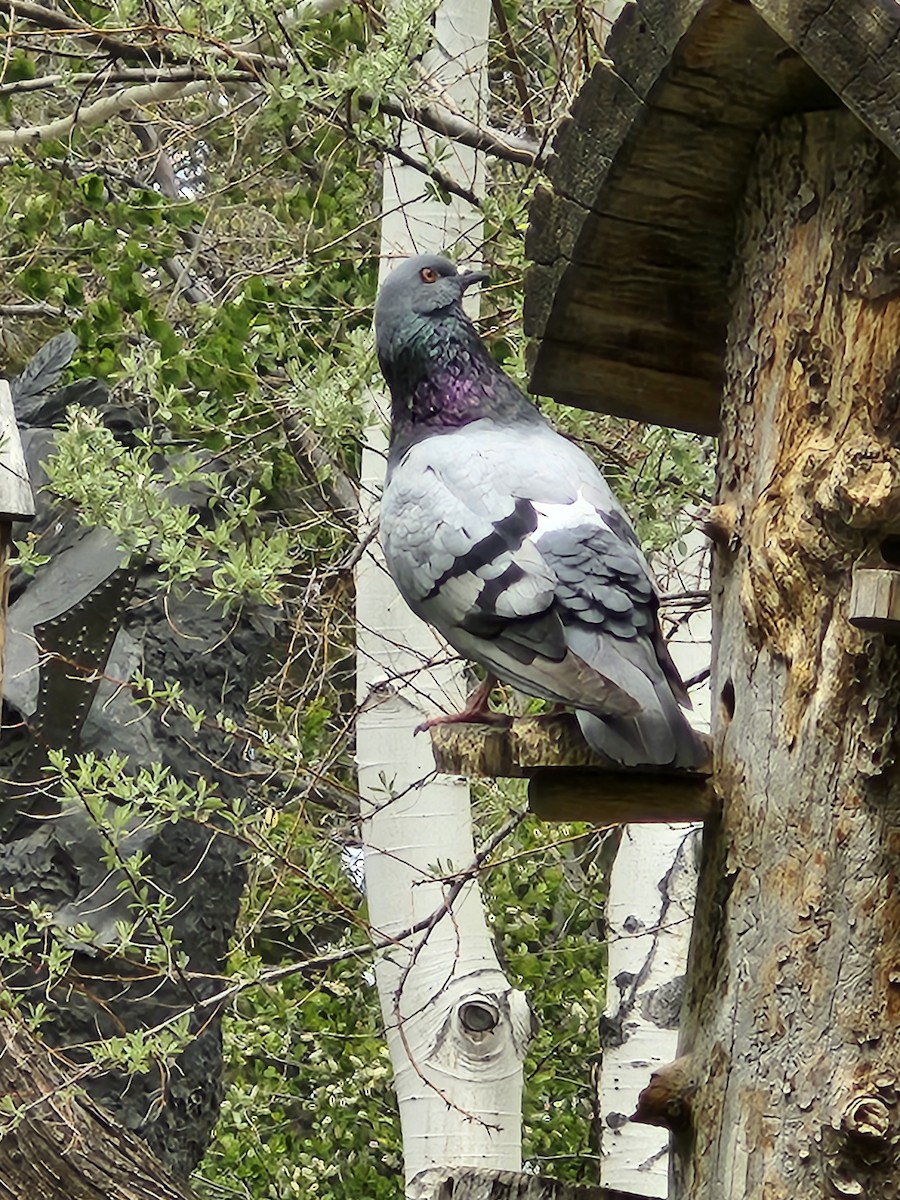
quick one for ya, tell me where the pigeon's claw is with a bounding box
[414,675,510,734]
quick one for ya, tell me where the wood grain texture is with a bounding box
[411,1165,647,1200]
[430,715,715,824]
[849,568,900,632]
[0,1013,197,1199]
[529,768,716,825]
[677,111,900,1198]
[523,0,900,433]
[430,713,608,776]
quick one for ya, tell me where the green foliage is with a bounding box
[0,2,711,1196]
[198,959,402,1200]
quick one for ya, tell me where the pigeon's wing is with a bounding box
[380,421,641,717]
[532,490,690,708]
[508,432,701,765]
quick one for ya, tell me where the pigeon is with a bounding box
[375,253,705,769]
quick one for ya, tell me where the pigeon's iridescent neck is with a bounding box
[383,310,535,460]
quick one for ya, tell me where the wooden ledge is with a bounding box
[430,714,716,824]
[412,1164,653,1199]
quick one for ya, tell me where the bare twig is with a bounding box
[280,408,359,517]
[0,67,246,97]
[0,302,68,318]
[319,111,482,206]
[0,0,178,65]
[684,665,711,690]
[126,115,218,304]
[490,0,537,137]
[0,0,285,71]
[367,93,542,166]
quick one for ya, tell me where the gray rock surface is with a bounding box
[0,370,277,1174]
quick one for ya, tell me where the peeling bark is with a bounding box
[0,1013,196,1200]
[677,111,900,1197]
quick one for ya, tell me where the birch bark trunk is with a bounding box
[676,110,900,1197]
[598,539,708,1198]
[356,3,531,1191]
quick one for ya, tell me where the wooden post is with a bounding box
[675,111,900,1197]
[0,378,35,695]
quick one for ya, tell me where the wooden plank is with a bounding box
[848,567,900,632]
[0,521,10,703]
[529,340,720,435]
[524,0,840,434]
[430,713,607,777]
[529,766,717,825]
[0,379,34,703]
[411,1165,653,1200]
[430,715,715,825]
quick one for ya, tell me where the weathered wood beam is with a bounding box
[430,714,715,824]
[411,1165,654,1200]
[529,766,716,825]
[677,110,900,1199]
[0,380,36,522]
[0,1011,199,1200]
[848,567,900,633]
[524,0,838,433]
[430,713,605,777]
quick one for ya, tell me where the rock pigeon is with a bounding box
[375,253,704,769]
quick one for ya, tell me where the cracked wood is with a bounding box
[676,111,900,1199]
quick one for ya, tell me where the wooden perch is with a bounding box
[0,379,35,523]
[849,567,900,633]
[0,379,34,701]
[430,714,715,824]
[411,1165,659,1200]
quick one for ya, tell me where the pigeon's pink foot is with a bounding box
[414,675,511,734]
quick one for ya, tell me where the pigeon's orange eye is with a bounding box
[420,266,439,284]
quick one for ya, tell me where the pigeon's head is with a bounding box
[375,254,488,356]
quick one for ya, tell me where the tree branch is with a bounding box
[0,0,285,71]
[490,0,537,137]
[314,106,482,206]
[367,94,542,166]
[1,0,178,65]
[0,78,209,148]
[0,1011,199,1200]
[280,408,359,518]
[126,115,219,304]
[0,66,246,97]
[0,301,69,317]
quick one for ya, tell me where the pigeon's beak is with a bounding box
[459,269,489,294]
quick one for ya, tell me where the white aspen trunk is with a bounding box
[356,3,531,1192]
[598,536,709,1198]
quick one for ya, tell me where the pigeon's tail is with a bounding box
[567,628,707,769]
[576,683,706,769]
